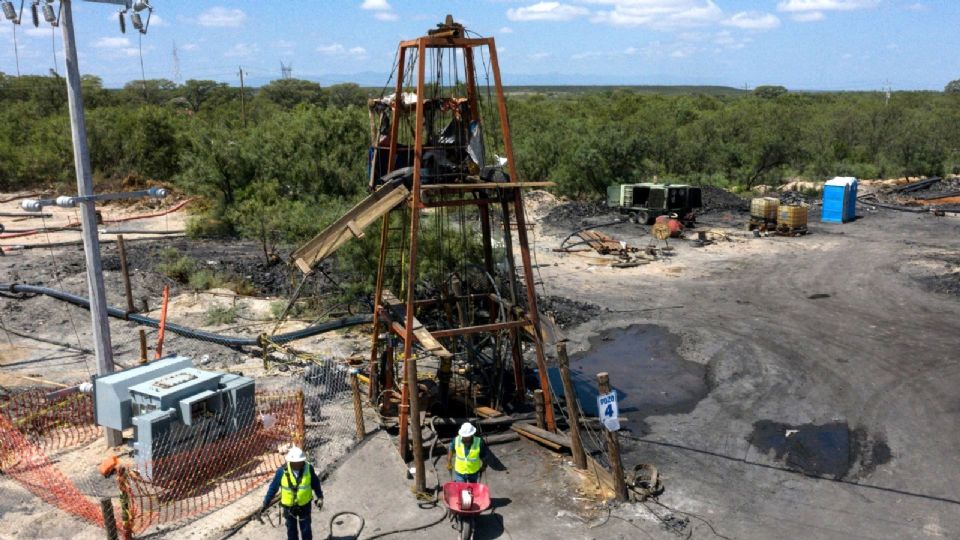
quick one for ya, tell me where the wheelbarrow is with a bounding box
[442,481,491,540]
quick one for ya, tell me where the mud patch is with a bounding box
[748,420,891,479]
[560,325,708,420]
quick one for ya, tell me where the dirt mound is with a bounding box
[700,186,749,212]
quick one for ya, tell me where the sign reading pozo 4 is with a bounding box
[597,391,619,432]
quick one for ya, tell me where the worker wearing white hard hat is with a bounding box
[262,446,324,540]
[447,422,488,483]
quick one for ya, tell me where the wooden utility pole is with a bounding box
[117,235,148,363]
[597,372,628,501]
[60,0,122,447]
[237,66,246,127]
[557,343,586,470]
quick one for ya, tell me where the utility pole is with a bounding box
[60,0,122,447]
[238,66,247,127]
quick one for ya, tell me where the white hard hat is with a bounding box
[458,422,477,437]
[285,446,306,463]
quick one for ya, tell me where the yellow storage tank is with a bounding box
[750,197,779,221]
[777,204,809,229]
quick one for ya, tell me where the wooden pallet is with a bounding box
[747,218,776,231]
[774,224,808,236]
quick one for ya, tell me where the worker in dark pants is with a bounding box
[262,446,324,540]
[447,422,488,482]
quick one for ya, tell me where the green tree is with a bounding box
[257,79,325,109]
[178,79,228,113]
[945,79,960,94]
[753,85,788,99]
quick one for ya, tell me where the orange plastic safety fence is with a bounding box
[120,391,303,534]
[0,387,100,452]
[0,413,120,529]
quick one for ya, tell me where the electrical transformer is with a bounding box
[93,356,255,480]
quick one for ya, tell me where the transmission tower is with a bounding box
[172,40,181,83]
[280,60,292,79]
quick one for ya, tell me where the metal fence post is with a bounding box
[100,498,119,540]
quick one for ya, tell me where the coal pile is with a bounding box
[542,200,613,228]
[538,294,602,328]
[779,191,813,206]
[700,186,749,212]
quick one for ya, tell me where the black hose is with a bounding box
[0,282,372,349]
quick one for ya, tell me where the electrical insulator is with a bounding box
[2,1,17,22]
[30,1,38,27]
[41,2,54,24]
[118,10,125,33]
[133,0,149,12]
[131,11,142,31]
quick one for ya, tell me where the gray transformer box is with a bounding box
[92,357,256,481]
[93,356,193,431]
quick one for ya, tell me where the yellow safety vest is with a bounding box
[454,436,482,475]
[280,463,313,507]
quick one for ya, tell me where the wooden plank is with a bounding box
[511,423,571,449]
[383,290,453,359]
[474,406,503,418]
[420,181,555,191]
[292,181,410,273]
[511,425,563,451]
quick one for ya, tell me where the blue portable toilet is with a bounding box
[822,177,858,223]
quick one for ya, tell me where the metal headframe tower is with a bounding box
[366,16,556,493]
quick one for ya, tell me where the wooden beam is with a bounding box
[420,181,554,191]
[292,181,409,273]
[430,319,527,339]
[511,423,571,450]
[383,290,453,359]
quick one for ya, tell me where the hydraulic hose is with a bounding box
[0,282,372,348]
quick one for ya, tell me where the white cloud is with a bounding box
[587,0,724,29]
[149,14,166,27]
[22,27,53,38]
[722,11,780,30]
[361,0,391,10]
[777,0,878,13]
[198,7,247,28]
[94,36,131,48]
[528,52,551,60]
[507,2,588,22]
[499,26,514,34]
[181,43,199,52]
[317,43,368,57]
[374,11,399,21]
[791,11,826,21]
[905,2,928,11]
[224,43,258,58]
[274,40,296,50]
[624,46,637,55]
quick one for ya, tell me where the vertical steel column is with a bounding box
[59,0,122,447]
[369,46,407,401]
[488,38,555,430]
[402,39,428,493]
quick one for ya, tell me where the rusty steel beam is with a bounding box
[431,319,527,339]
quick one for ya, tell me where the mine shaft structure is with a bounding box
[292,18,556,492]
[372,19,557,492]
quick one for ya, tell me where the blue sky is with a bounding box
[0,0,957,90]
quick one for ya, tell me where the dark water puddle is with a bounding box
[808,293,831,299]
[547,325,708,420]
[749,420,892,479]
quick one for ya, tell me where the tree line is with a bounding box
[2,73,960,244]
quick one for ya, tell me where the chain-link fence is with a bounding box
[0,286,366,538]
